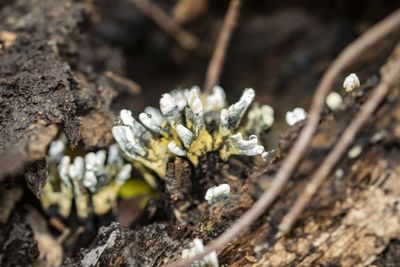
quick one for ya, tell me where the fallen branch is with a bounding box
[203,0,241,94]
[166,7,400,267]
[131,0,200,51]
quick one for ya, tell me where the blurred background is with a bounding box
[91,0,399,145]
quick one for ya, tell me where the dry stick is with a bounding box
[104,71,142,94]
[131,0,199,51]
[203,0,242,94]
[166,7,400,267]
[279,61,400,235]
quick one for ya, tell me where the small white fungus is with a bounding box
[181,238,219,267]
[205,183,230,205]
[168,141,187,156]
[326,92,343,111]
[343,73,360,92]
[348,145,362,159]
[285,107,307,126]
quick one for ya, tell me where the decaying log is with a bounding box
[0,0,136,190]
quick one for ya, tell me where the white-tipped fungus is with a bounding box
[188,89,203,115]
[230,133,264,156]
[41,136,132,219]
[206,85,226,111]
[168,141,187,156]
[107,144,123,165]
[205,183,230,205]
[139,112,162,133]
[83,171,97,192]
[120,109,135,127]
[112,86,270,177]
[181,238,219,267]
[285,107,307,126]
[261,151,271,161]
[144,106,163,125]
[48,139,65,162]
[171,90,187,111]
[247,104,274,134]
[348,145,362,159]
[326,92,343,111]
[68,156,84,181]
[343,73,360,92]
[176,124,194,148]
[160,93,178,116]
[116,164,132,185]
[59,156,72,190]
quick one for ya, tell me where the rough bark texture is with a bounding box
[0,0,128,188]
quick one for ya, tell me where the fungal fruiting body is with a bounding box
[205,183,230,205]
[181,238,219,267]
[112,86,274,179]
[41,138,131,219]
[285,107,307,126]
[343,73,360,92]
[326,92,343,111]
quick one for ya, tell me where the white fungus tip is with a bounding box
[176,124,194,148]
[326,92,343,111]
[139,112,161,132]
[231,133,263,155]
[343,73,360,92]
[206,85,226,111]
[244,88,255,98]
[285,107,307,126]
[171,90,187,111]
[205,183,230,205]
[261,151,270,161]
[83,171,97,191]
[182,238,219,267]
[107,144,122,165]
[160,93,177,115]
[191,98,203,114]
[69,156,84,180]
[220,108,229,125]
[188,88,203,114]
[167,141,187,156]
[84,152,97,170]
[348,145,362,159]
[120,109,135,127]
[144,106,163,125]
[48,140,65,161]
[116,164,132,185]
[95,150,107,168]
[112,126,140,156]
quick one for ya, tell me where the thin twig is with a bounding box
[131,0,199,51]
[104,71,142,94]
[203,0,241,94]
[278,60,400,235]
[166,7,400,267]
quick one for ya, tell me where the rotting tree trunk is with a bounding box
[0,0,137,192]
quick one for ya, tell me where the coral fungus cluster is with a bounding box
[41,138,131,219]
[112,86,274,179]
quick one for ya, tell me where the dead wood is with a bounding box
[0,0,131,189]
[1,1,400,267]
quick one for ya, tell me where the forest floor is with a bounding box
[1,0,400,266]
